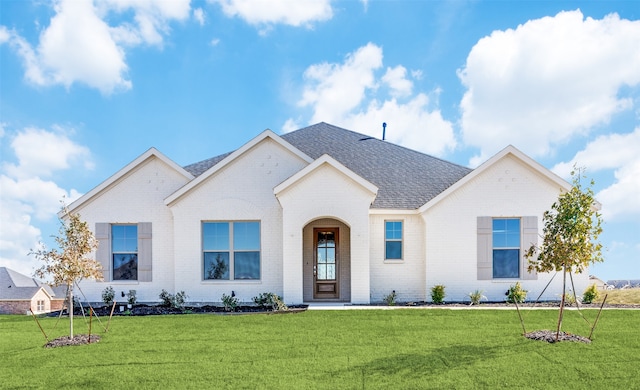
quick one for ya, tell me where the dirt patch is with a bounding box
[524,330,591,344]
[45,334,101,348]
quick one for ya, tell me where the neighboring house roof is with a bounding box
[184,122,472,209]
[606,280,640,289]
[0,267,63,301]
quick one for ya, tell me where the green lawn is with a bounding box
[1,309,638,389]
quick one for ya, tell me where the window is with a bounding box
[492,219,520,278]
[477,216,538,281]
[112,225,138,281]
[95,223,152,282]
[203,221,260,280]
[385,221,403,260]
[36,300,45,311]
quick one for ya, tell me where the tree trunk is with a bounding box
[68,283,74,338]
[555,265,567,342]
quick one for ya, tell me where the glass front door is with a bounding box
[313,228,339,299]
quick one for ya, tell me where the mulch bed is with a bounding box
[524,330,591,343]
[48,304,308,318]
[45,334,101,348]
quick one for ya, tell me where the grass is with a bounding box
[595,287,640,305]
[1,309,639,389]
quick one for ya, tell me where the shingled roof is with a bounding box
[0,267,65,300]
[184,122,472,209]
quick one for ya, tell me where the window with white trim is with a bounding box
[203,221,261,280]
[477,216,538,281]
[385,221,403,260]
[492,218,520,278]
[36,300,45,311]
[112,225,138,281]
[95,222,152,282]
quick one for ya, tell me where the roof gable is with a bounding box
[419,145,571,213]
[274,154,378,197]
[67,148,194,215]
[165,129,314,206]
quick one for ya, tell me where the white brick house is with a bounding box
[69,123,588,305]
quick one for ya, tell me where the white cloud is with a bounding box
[285,43,456,156]
[3,127,93,180]
[382,66,413,98]
[0,25,9,43]
[213,0,333,29]
[2,0,191,94]
[0,127,88,276]
[552,128,640,221]
[299,43,383,123]
[194,8,206,26]
[458,10,640,166]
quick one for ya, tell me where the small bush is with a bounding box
[101,286,115,305]
[221,293,239,312]
[506,282,527,304]
[383,290,397,306]
[431,285,446,304]
[126,290,137,305]
[582,283,599,304]
[565,292,577,306]
[159,289,188,308]
[468,289,487,305]
[252,292,288,311]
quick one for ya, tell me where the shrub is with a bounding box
[159,289,188,308]
[582,283,599,304]
[468,289,487,305]
[126,290,137,305]
[221,293,239,312]
[506,282,527,304]
[252,292,288,311]
[431,285,446,304]
[383,290,397,306]
[101,286,115,305]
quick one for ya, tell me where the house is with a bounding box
[589,275,607,290]
[0,267,66,314]
[68,122,589,305]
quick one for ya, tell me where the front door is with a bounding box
[313,228,339,299]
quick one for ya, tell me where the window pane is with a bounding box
[113,253,138,280]
[317,249,327,264]
[326,264,336,280]
[112,225,137,252]
[493,219,520,248]
[318,264,327,279]
[233,222,260,250]
[386,241,402,259]
[493,249,520,278]
[204,252,230,280]
[234,252,260,280]
[385,221,402,240]
[203,222,229,251]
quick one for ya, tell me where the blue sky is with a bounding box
[1,0,638,282]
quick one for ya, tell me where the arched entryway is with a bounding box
[303,218,351,302]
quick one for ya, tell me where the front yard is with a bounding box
[1,309,638,389]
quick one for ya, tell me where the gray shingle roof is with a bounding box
[0,267,65,300]
[184,122,472,209]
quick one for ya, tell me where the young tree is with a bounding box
[525,167,603,339]
[32,204,103,338]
